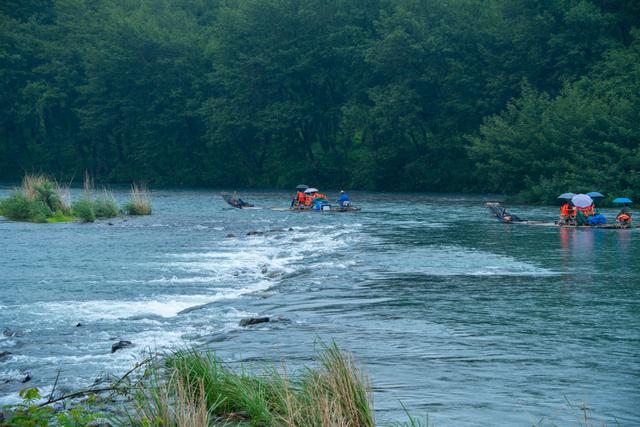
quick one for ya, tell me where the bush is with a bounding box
[72,199,96,223]
[0,192,33,221]
[94,192,119,218]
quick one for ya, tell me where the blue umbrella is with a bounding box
[587,191,605,198]
[557,192,575,200]
[612,197,633,204]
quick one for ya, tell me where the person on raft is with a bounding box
[291,189,306,208]
[337,190,351,207]
[559,201,575,223]
[616,206,633,223]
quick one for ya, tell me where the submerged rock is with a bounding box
[21,374,31,383]
[111,340,133,353]
[76,322,83,327]
[226,233,236,238]
[2,329,24,338]
[239,317,270,327]
[0,351,11,360]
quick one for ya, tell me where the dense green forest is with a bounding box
[1,0,639,201]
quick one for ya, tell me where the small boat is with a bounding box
[222,192,255,209]
[485,203,638,229]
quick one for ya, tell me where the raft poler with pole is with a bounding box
[613,198,633,224]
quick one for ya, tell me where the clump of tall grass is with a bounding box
[94,190,119,218]
[72,173,119,222]
[72,198,96,222]
[0,174,71,222]
[124,183,152,215]
[118,342,374,427]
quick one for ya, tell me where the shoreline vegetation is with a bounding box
[0,342,611,427]
[1,343,386,427]
[0,174,152,223]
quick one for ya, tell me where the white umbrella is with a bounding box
[571,194,593,208]
[304,188,319,194]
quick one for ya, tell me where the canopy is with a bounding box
[587,191,605,198]
[296,184,309,191]
[612,197,633,204]
[557,192,575,200]
[571,194,593,208]
[304,187,319,194]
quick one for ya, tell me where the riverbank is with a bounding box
[1,343,380,426]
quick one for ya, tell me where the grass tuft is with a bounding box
[124,183,152,215]
[119,342,374,427]
[94,190,119,218]
[72,198,96,223]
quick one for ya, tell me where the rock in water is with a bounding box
[239,317,270,327]
[0,351,11,360]
[3,329,24,338]
[111,340,133,353]
[21,374,31,383]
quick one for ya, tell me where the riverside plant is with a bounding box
[71,173,119,222]
[117,341,375,427]
[0,174,73,223]
[123,183,152,215]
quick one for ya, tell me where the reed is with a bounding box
[124,183,152,215]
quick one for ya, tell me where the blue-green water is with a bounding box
[1,188,638,425]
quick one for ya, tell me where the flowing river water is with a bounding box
[0,188,638,425]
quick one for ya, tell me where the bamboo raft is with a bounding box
[485,203,637,229]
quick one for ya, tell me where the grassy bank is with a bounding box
[0,175,151,223]
[1,343,377,427]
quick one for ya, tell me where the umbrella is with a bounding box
[296,184,309,191]
[304,187,319,194]
[571,194,593,208]
[557,192,575,200]
[587,191,605,198]
[612,197,633,204]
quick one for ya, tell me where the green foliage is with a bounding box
[94,192,119,218]
[470,31,640,202]
[0,192,34,221]
[72,199,96,223]
[0,0,639,198]
[1,387,101,427]
[121,342,374,427]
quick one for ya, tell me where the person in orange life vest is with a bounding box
[296,191,305,204]
[560,202,572,217]
[616,206,632,223]
[304,193,314,205]
[314,192,327,201]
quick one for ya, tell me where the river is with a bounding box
[1,188,638,426]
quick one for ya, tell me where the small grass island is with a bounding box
[0,174,152,223]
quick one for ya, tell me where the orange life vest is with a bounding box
[297,191,305,203]
[560,203,570,216]
[314,193,327,200]
[617,213,631,222]
[304,195,313,205]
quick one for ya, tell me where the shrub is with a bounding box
[72,199,96,223]
[94,191,119,218]
[124,183,151,215]
[0,192,33,221]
